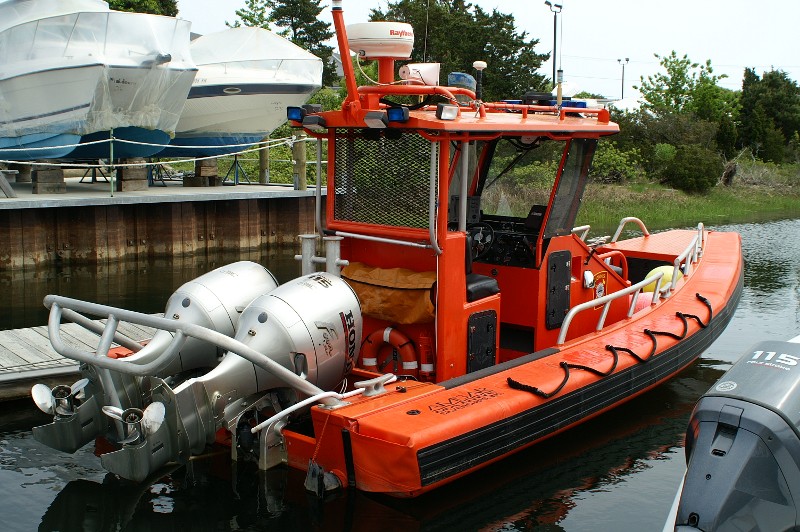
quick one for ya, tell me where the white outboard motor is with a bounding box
[31,261,279,454]
[119,260,280,374]
[100,272,362,482]
[675,339,800,531]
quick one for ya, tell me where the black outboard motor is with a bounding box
[675,339,800,531]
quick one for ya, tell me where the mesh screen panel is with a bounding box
[333,130,432,229]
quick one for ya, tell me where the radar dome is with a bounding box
[347,22,414,59]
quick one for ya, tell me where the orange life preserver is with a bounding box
[360,327,419,378]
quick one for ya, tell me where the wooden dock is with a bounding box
[0,174,320,270]
[0,320,155,401]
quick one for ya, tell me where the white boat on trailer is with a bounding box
[158,27,322,158]
[0,0,196,161]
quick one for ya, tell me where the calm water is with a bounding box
[2,219,800,531]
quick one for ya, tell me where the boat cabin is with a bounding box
[290,12,626,383]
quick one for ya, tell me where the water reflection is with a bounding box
[0,359,725,532]
[0,248,301,331]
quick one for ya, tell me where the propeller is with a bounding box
[102,402,166,445]
[31,378,91,416]
[141,402,166,435]
[31,383,55,415]
[101,405,126,422]
[70,378,90,397]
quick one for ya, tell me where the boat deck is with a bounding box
[599,229,699,262]
[0,320,155,401]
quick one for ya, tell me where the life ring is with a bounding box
[360,327,419,378]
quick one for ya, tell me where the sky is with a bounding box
[176,0,800,102]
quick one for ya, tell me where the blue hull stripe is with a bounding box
[188,83,318,99]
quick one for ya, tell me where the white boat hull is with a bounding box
[177,82,319,136]
[0,7,196,160]
[0,62,105,158]
[158,27,322,158]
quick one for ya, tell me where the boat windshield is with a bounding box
[476,136,597,237]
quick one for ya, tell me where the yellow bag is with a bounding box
[341,262,436,324]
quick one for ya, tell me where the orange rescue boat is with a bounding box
[33,0,742,499]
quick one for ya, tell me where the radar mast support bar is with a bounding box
[332,1,360,116]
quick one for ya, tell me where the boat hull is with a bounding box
[0,63,105,160]
[159,82,320,158]
[156,133,264,158]
[67,127,173,160]
[156,27,322,158]
[284,230,743,496]
[66,63,197,159]
[0,9,196,161]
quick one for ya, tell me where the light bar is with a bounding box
[386,107,410,122]
[302,115,327,134]
[364,111,388,129]
[435,103,459,120]
[287,106,305,121]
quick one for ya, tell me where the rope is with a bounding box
[0,136,307,169]
[311,410,333,462]
[508,361,570,399]
[0,138,110,152]
[511,295,715,399]
[645,312,689,341]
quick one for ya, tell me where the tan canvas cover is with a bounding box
[341,262,435,324]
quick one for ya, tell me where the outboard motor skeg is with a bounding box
[32,261,279,454]
[100,272,362,482]
[675,340,800,531]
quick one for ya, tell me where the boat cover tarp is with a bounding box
[0,4,195,143]
[0,0,109,33]
[190,27,322,88]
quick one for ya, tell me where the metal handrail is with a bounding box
[572,225,591,241]
[557,272,664,345]
[664,223,705,296]
[44,295,340,406]
[429,141,442,254]
[558,222,708,345]
[611,217,650,242]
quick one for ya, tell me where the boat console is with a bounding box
[468,205,546,268]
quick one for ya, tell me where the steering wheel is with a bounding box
[467,223,495,260]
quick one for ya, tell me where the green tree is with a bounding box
[231,0,336,86]
[573,91,606,100]
[370,0,549,101]
[109,0,177,15]
[739,68,800,162]
[632,51,741,167]
[229,0,269,27]
[636,51,736,122]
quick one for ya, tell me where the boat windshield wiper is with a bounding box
[485,148,530,190]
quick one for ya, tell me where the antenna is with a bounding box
[473,61,487,101]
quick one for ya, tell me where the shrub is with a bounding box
[651,143,677,180]
[653,143,677,166]
[589,141,642,183]
[662,144,723,193]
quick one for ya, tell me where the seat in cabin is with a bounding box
[466,234,500,302]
